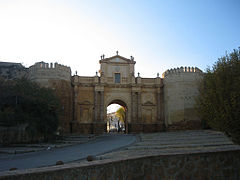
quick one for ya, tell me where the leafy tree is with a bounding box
[196,48,240,143]
[0,78,60,142]
[116,106,125,123]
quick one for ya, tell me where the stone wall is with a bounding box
[0,125,29,144]
[128,123,164,133]
[0,150,239,180]
[49,79,73,133]
[167,120,202,131]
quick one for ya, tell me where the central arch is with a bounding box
[105,99,129,133]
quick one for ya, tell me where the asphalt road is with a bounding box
[0,134,136,172]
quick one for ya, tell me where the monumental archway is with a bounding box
[72,53,165,134]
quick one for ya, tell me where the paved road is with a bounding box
[0,134,136,172]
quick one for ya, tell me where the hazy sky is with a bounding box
[0,0,239,77]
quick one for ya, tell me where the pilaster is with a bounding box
[100,91,104,122]
[94,91,98,122]
[157,87,161,122]
[73,85,78,121]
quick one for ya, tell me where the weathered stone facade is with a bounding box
[70,54,202,133]
[0,54,203,133]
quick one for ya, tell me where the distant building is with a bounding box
[107,112,125,132]
[0,62,26,79]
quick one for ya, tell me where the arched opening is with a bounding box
[106,100,127,133]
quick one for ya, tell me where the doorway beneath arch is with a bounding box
[106,100,128,133]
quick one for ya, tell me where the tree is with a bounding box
[196,48,240,143]
[116,106,125,123]
[0,78,60,142]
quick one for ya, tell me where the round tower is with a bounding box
[162,67,203,130]
[28,61,73,133]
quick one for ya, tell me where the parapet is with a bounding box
[162,67,202,78]
[29,61,71,82]
[29,62,71,73]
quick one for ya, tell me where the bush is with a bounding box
[0,78,60,142]
[196,48,240,143]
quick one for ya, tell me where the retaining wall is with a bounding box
[0,150,239,180]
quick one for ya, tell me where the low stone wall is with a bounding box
[72,123,107,134]
[128,123,164,133]
[0,150,239,180]
[167,120,202,131]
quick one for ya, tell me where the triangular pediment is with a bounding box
[99,55,135,64]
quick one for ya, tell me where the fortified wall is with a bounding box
[0,54,203,134]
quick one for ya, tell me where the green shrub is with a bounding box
[0,78,60,142]
[196,48,240,143]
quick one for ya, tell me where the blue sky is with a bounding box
[0,0,239,77]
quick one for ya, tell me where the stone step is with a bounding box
[139,131,224,137]
[136,139,233,146]
[140,135,230,141]
[57,140,89,144]
[127,142,235,150]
